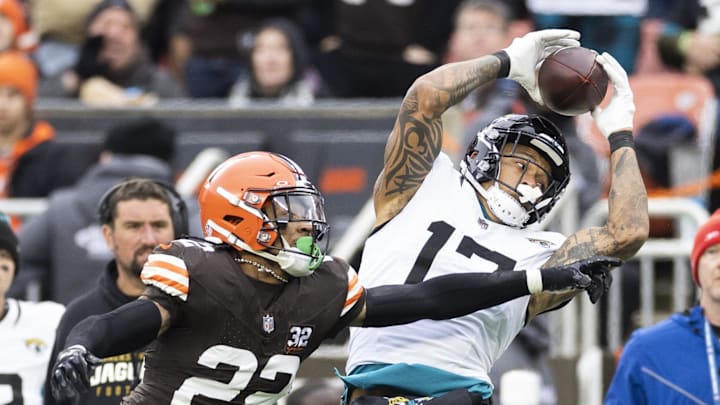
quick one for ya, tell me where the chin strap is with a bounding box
[460,163,531,228]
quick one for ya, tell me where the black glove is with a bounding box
[50,345,102,401]
[585,266,614,304]
[74,35,108,80]
[539,256,622,293]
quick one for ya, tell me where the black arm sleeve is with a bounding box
[362,270,530,327]
[64,299,162,358]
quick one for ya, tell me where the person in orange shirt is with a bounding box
[0,51,54,198]
[0,0,36,52]
[0,52,96,200]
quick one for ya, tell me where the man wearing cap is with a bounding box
[605,209,720,404]
[0,215,65,404]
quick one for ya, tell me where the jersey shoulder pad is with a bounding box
[141,239,206,301]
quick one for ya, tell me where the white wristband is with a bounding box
[526,269,544,294]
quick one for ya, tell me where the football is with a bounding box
[537,46,609,116]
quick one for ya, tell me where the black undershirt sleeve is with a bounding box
[362,270,530,327]
[64,299,163,358]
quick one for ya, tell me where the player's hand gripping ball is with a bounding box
[538,46,609,116]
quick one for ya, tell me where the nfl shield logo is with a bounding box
[262,314,275,334]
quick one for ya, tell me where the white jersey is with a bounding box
[0,298,64,405]
[346,153,566,384]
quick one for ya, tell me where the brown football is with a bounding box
[537,46,609,116]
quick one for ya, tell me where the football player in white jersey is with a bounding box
[341,29,649,404]
[0,216,65,404]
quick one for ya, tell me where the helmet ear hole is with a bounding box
[224,215,243,225]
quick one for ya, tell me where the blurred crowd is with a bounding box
[0,0,692,105]
[0,0,714,204]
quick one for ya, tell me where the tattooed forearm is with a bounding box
[530,148,648,317]
[541,229,606,268]
[606,148,649,258]
[427,56,502,109]
[383,109,442,196]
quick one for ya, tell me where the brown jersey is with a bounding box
[122,238,365,404]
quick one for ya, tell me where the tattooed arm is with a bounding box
[527,53,649,319]
[372,55,503,227]
[372,29,581,227]
[528,146,649,318]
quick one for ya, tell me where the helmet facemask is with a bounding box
[258,188,329,277]
[199,152,331,279]
[460,114,570,228]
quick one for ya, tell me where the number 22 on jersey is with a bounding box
[171,346,299,404]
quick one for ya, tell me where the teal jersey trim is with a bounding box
[336,363,493,400]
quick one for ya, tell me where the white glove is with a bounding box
[502,29,580,104]
[591,52,635,138]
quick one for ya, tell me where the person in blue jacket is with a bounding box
[605,209,720,404]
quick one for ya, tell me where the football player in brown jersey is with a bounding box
[49,151,620,405]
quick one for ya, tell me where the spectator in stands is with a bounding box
[444,0,518,147]
[170,1,306,98]
[31,0,160,77]
[13,117,178,305]
[0,0,36,53]
[313,0,459,98]
[0,51,60,199]
[0,51,97,201]
[657,0,720,212]
[38,0,183,106]
[228,18,328,107]
[44,178,185,405]
[0,214,65,405]
[605,209,720,404]
[286,380,343,405]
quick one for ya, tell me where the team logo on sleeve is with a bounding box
[24,337,48,353]
[286,325,314,354]
[262,314,275,334]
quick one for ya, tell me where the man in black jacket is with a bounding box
[44,178,186,405]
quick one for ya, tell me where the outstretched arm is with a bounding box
[373,30,581,227]
[350,256,620,327]
[48,298,174,401]
[529,53,649,318]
